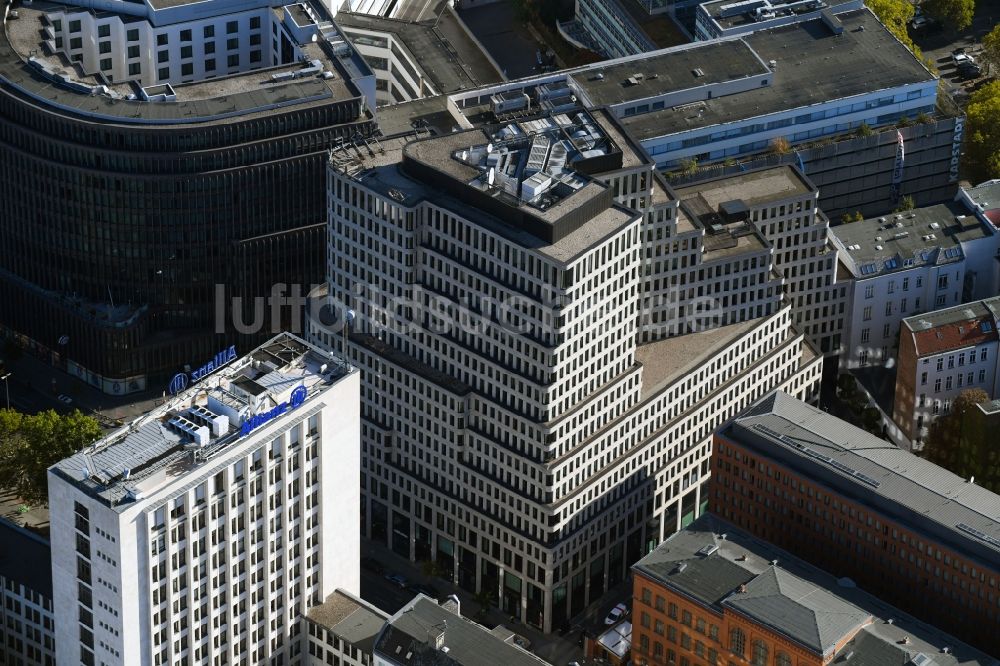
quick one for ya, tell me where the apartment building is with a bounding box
[631,515,997,666]
[311,107,822,632]
[832,202,998,370]
[0,522,55,666]
[373,595,550,666]
[674,166,847,355]
[47,333,360,666]
[710,390,1000,654]
[302,590,387,666]
[893,296,1000,448]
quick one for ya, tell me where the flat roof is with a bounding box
[721,391,1000,567]
[832,202,990,278]
[575,39,768,108]
[50,333,353,510]
[336,9,502,94]
[306,590,388,654]
[674,165,814,212]
[0,2,365,125]
[375,596,549,666]
[634,516,997,665]
[701,0,859,30]
[0,520,52,599]
[619,9,933,141]
[636,316,765,400]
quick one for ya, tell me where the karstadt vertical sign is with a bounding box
[949,118,964,183]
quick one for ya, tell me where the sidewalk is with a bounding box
[2,351,166,425]
[362,538,584,665]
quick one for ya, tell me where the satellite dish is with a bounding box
[487,142,494,153]
[487,168,495,186]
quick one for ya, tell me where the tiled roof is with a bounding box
[903,296,1000,356]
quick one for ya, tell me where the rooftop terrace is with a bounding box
[0,1,368,125]
[50,333,353,511]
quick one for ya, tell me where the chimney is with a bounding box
[738,584,747,594]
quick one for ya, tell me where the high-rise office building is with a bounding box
[47,333,360,665]
[311,108,822,632]
[0,0,376,393]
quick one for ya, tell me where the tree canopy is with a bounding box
[0,408,102,505]
[922,389,999,494]
[922,0,975,32]
[964,80,1000,184]
[983,24,1000,75]
[866,0,919,52]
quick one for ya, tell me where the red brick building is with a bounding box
[710,390,1000,656]
[630,515,993,666]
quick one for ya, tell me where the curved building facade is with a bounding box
[0,0,376,393]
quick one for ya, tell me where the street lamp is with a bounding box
[1,373,10,411]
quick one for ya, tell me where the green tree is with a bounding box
[893,195,916,212]
[680,157,699,177]
[922,0,975,32]
[0,408,102,505]
[983,24,1000,76]
[855,122,874,138]
[922,389,998,492]
[866,0,920,54]
[965,80,1000,184]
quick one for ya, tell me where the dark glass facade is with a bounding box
[0,85,375,389]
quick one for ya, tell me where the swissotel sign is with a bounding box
[240,385,308,437]
[168,345,238,395]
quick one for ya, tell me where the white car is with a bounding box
[604,602,628,625]
[953,53,975,67]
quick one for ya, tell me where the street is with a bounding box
[912,0,999,100]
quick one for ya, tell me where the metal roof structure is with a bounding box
[374,596,549,666]
[721,391,1000,566]
[633,516,998,665]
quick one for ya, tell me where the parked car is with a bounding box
[405,583,441,598]
[361,557,385,575]
[957,62,982,79]
[604,602,628,625]
[953,52,976,67]
[384,573,408,587]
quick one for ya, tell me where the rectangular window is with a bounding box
[204,25,215,38]
[863,306,872,321]
[127,28,139,41]
[128,45,140,58]
[861,328,870,343]
[227,37,239,50]
[227,20,239,33]
[181,45,192,58]
[250,16,261,28]
[921,372,927,386]
[228,54,240,67]
[128,62,141,76]
[249,50,261,63]
[180,28,192,41]
[934,378,941,393]
[205,42,216,54]
[100,58,112,70]
[864,285,874,299]
[157,33,168,46]
[182,62,193,76]
[69,20,81,32]
[157,50,169,63]
[979,369,986,383]
[205,58,216,71]
[98,24,110,37]
[99,41,111,54]
[249,33,261,45]
[70,37,83,50]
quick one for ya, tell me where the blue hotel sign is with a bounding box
[240,385,307,437]
[168,345,238,395]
